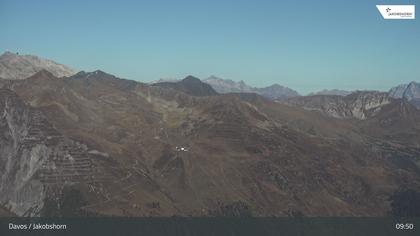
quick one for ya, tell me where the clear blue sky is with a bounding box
[0,0,419,94]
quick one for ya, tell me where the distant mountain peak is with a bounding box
[389,81,420,109]
[264,83,284,89]
[203,76,299,100]
[69,70,119,81]
[92,69,107,75]
[309,89,353,96]
[74,71,87,76]
[182,75,201,82]
[153,76,218,97]
[0,51,76,80]
[207,75,220,80]
[86,70,115,78]
[1,51,17,57]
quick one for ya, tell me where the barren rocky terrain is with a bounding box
[0,52,76,80]
[0,68,419,217]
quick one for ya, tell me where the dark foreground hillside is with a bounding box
[0,70,419,217]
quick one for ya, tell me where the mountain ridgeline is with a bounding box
[0,51,76,80]
[389,81,420,108]
[152,75,218,96]
[0,52,420,217]
[284,91,392,119]
[203,76,300,100]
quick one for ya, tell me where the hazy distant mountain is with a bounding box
[256,84,300,100]
[203,76,254,93]
[308,89,352,96]
[0,51,76,80]
[153,75,218,96]
[204,76,299,99]
[403,82,420,101]
[389,84,408,98]
[389,81,420,108]
[151,78,179,84]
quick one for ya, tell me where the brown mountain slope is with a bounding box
[1,71,419,216]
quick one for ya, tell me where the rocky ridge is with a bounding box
[285,91,392,119]
[0,51,76,80]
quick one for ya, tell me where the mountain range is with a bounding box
[285,91,392,119]
[1,52,420,217]
[2,51,419,104]
[152,76,218,96]
[203,76,300,100]
[308,89,353,96]
[152,76,300,100]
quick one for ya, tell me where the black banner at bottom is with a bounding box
[0,217,419,236]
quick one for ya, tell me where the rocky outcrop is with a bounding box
[285,91,391,119]
[389,84,409,98]
[0,88,98,216]
[0,51,76,80]
[389,81,420,109]
[345,92,392,119]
